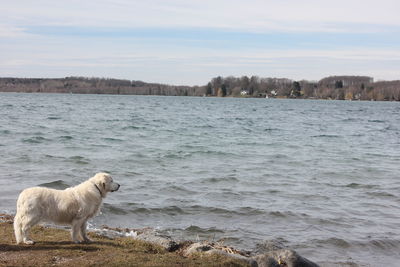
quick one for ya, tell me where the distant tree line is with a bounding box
[205,75,400,101]
[0,75,399,101]
[0,77,204,96]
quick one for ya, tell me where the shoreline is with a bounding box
[0,213,252,267]
[1,91,398,103]
[0,213,321,267]
[1,75,399,101]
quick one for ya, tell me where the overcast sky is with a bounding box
[1,0,400,85]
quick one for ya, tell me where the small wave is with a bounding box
[184,225,225,234]
[311,134,340,138]
[268,211,300,218]
[368,119,385,123]
[364,239,400,250]
[129,206,186,216]
[44,154,64,159]
[163,151,191,159]
[161,150,236,160]
[47,116,61,120]
[102,137,124,142]
[365,152,389,158]
[38,180,70,190]
[342,118,358,122]
[315,237,351,248]
[0,130,11,135]
[273,153,290,159]
[123,171,143,176]
[59,135,73,140]
[164,185,197,195]
[22,136,49,144]
[199,150,238,157]
[202,176,239,184]
[188,205,264,216]
[11,154,32,163]
[237,207,265,216]
[378,125,396,132]
[123,205,264,217]
[121,125,145,130]
[366,191,396,198]
[180,144,207,150]
[345,183,377,189]
[263,128,280,132]
[315,237,400,251]
[194,124,215,129]
[350,133,364,137]
[102,203,129,215]
[68,155,90,165]
[264,189,280,194]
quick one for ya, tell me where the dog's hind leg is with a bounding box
[80,220,91,243]
[19,214,40,245]
[13,213,24,244]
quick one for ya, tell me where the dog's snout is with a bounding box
[113,183,120,192]
[110,183,120,192]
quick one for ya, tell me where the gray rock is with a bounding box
[253,249,320,267]
[183,242,213,256]
[135,230,179,252]
[253,255,280,267]
[206,249,258,267]
[253,239,287,255]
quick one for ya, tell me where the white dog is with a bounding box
[14,173,120,244]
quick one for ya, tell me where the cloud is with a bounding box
[0,24,30,38]
[2,0,400,33]
[2,43,400,83]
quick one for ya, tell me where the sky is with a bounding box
[1,0,400,85]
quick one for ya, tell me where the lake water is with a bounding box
[0,93,399,266]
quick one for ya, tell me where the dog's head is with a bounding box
[90,172,120,197]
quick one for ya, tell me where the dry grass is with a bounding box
[0,221,250,267]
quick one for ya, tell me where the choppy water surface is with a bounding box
[1,93,400,266]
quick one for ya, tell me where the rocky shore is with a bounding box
[0,213,321,266]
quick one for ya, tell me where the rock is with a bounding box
[253,249,320,267]
[183,242,258,266]
[206,249,258,267]
[252,239,287,255]
[134,230,179,252]
[183,242,213,256]
[0,213,14,223]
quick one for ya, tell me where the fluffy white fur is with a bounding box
[14,172,120,244]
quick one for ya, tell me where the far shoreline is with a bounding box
[1,75,399,101]
[1,91,399,103]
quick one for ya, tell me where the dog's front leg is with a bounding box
[71,219,86,243]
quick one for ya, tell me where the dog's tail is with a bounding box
[13,213,24,244]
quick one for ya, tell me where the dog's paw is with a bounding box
[23,240,35,245]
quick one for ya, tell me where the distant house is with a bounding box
[240,90,249,96]
[270,90,277,96]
